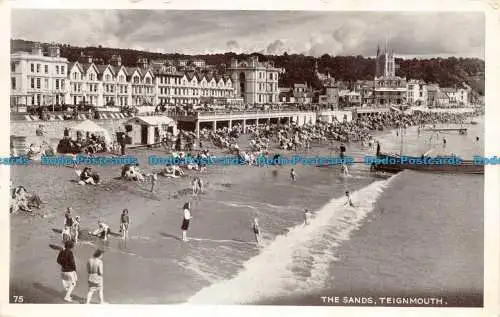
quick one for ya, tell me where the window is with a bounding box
[11,62,15,72]
[44,79,48,89]
[73,72,77,80]
[36,78,41,89]
[55,79,59,90]
[36,64,40,73]
[31,78,35,89]
[30,63,34,73]
[90,73,95,81]
[61,80,65,90]
[11,77,16,89]
[61,66,65,74]
[45,65,48,74]
[106,74,111,82]
[56,65,59,74]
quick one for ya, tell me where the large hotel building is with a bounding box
[10,43,283,110]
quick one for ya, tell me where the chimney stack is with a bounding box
[31,42,43,56]
[48,44,60,57]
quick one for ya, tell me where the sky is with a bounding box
[11,10,485,59]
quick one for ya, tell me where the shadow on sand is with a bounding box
[160,232,182,241]
[32,282,85,304]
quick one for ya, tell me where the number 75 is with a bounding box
[12,295,24,303]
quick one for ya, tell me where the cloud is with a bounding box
[266,40,287,55]
[226,40,240,52]
[11,10,484,58]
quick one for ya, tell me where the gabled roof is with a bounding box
[68,61,84,73]
[436,91,449,99]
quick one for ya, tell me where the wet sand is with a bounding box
[10,135,338,304]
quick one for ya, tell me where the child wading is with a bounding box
[120,209,130,239]
[290,168,296,182]
[344,191,356,209]
[303,208,312,225]
[181,202,192,242]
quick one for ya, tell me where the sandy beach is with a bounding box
[9,119,484,306]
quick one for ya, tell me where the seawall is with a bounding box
[11,118,129,140]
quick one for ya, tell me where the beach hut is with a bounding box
[70,119,112,143]
[124,116,177,145]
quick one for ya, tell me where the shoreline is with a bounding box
[9,116,484,305]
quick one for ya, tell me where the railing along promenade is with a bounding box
[164,108,317,122]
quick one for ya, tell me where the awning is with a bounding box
[126,116,176,126]
[70,119,111,142]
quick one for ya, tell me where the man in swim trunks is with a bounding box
[86,249,105,304]
[290,168,296,182]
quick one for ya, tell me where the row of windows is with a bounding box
[258,72,278,81]
[28,77,65,90]
[258,83,277,92]
[29,63,65,75]
[256,94,277,103]
[157,76,232,87]
[158,87,233,96]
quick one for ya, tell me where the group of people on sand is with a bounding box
[76,166,101,186]
[10,184,43,214]
[55,206,133,303]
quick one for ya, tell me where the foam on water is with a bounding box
[185,175,397,304]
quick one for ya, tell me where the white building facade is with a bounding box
[10,43,247,110]
[406,79,428,106]
[228,56,282,104]
[10,43,69,109]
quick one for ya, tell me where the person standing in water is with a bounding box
[72,216,81,243]
[57,241,77,302]
[303,208,312,225]
[181,202,192,242]
[120,209,130,240]
[86,249,105,304]
[290,168,296,182]
[344,191,356,208]
[253,217,261,245]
